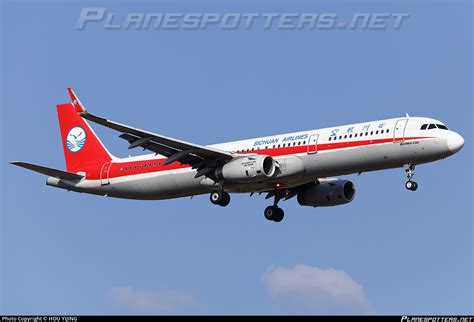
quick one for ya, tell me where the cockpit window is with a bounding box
[437,124,448,130]
[428,124,437,129]
[420,124,428,130]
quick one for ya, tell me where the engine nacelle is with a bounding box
[215,155,276,183]
[297,180,356,207]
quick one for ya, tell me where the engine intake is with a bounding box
[297,180,356,207]
[215,155,276,183]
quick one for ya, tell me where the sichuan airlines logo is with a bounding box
[66,126,87,152]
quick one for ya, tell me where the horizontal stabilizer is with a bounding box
[10,161,83,180]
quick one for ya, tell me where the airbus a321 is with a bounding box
[12,89,464,222]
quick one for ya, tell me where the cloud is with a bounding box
[262,265,375,314]
[110,287,204,315]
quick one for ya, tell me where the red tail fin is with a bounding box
[57,89,113,172]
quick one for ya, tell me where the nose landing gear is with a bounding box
[404,164,418,191]
[405,180,418,191]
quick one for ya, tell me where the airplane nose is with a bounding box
[448,132,464,154]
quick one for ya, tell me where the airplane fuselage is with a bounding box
[47,116,464,200]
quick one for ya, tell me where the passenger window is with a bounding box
[365,132,368,136]
[303,141,306,144]
[375,131,378,135]
[349,134,353,138]
[329,137,332,141]
[420,124,428,130]
[386,129,389,133]
[428,124,436,129]
[339,136,342,140]
[355,133,358,137]
[344,135,347,139]
[293,142,296,146]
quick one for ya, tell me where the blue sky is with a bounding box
[1,0,472,315]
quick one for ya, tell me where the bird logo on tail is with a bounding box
[66,126,87,152]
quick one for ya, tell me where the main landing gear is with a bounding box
[264,190,285,222]
[264,205,284,222]
[404,164,418,191]
[210,190,230,207]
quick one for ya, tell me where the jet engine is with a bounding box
[215,155,276,183]
[297,180,356,207]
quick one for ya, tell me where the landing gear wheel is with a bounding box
[210,191,231,206]
[264,206,276,221]
[405,180,418,191]
[219,192,230,207]
[264,206,285,222]
[404,164,418,191]
[273,208,284,222]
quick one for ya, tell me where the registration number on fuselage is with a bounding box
[400,141,419,146]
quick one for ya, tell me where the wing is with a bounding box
[67,88,233,175]
[80,112,232,167]
[11,161,84,180]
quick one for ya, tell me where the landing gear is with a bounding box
[264,190,286,222]
[210,190,230,207]
[404,164,419,191]
[405,180,418,191]
[264,206,284,222]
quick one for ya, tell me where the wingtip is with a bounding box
[67,88,87,113]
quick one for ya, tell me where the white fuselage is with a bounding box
[47,116,464,200]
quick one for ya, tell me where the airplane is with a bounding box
[11,89,464,222]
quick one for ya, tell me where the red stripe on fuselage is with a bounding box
[82,136,432,180]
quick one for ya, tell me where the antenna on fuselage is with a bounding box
[405,113,410,118]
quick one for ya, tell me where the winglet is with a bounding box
[67,88,87,113]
